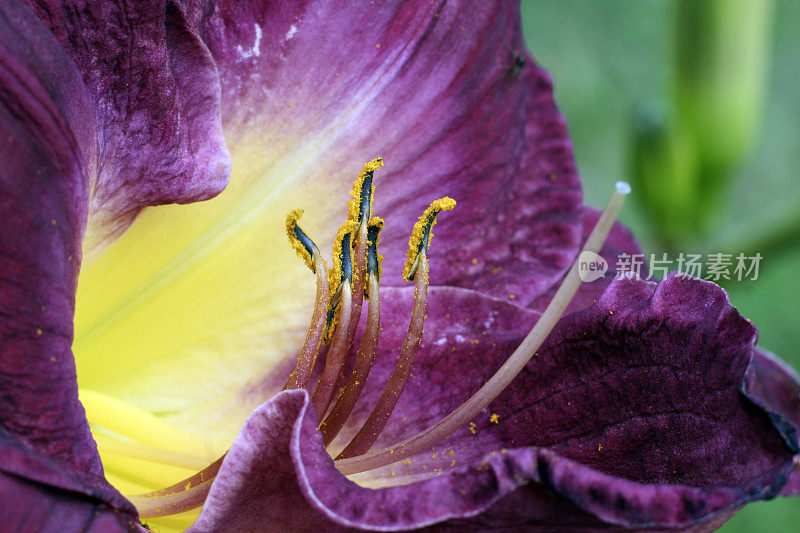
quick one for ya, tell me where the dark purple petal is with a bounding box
[200,274,795,530]
[741,348,800,495]
[23,0,230,243]
[200,0,582,302]
[0,470,142,533]
[0,0,135,521]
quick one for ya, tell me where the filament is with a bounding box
[320,272,382,446]
[337,253,429,458]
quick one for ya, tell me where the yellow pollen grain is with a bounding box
[508,294,516,299]
[50,357,56,362]
[468,422,477,434]
[609,310,614,315]
[471,258,478,265]
[451,460,456,467]
[51,219,56,225]
[489,414,499,424]
[598,444,603,452]
[36,329,42,336]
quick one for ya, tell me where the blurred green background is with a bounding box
[521,0,800,530]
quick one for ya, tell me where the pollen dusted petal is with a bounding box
[200,276,795,530]
[202,1,583,302]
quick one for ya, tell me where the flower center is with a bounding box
[81,159,629,523]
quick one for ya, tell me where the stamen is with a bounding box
[403,197,456,281]
[337,198,454,458]
[320,219,384,445]
[334,182,630,475]
[284,211,330,389]
[286,209,317,273]
[312,222,357,419]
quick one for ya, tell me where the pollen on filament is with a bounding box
[105,160,628,519]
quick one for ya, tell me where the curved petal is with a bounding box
[0,0,136,521]
[72,0,581,450]
[23,0,230,249]
[0,470,142,533]
[194,274,795,530]
[741,348,800,495]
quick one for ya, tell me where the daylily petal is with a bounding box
[0,0,137,524]
[24,0,230,250]
[200,388,751,531]
[73,0,582,451]
[191,273,795,530]
[741,348,800,496]
[0,470,141,533]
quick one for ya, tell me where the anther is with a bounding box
[403,197,456,281]
[347,158,383,233]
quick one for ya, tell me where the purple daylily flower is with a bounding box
[0,1,798,532]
